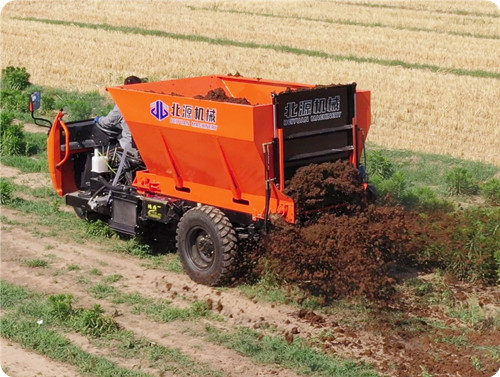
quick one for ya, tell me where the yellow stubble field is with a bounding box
[1,0,499,165]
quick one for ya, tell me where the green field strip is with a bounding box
[0,281,226,377]
[188,6,500,41]
[333,0,500,18]
[16,17,500,80]
[206,326,379,377]
[1,320,151,377]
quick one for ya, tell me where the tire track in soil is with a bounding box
[0,218,302,377]
[0,341,84,377]
[62,332,170,377]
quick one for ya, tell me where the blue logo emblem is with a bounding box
[151,100,169,121]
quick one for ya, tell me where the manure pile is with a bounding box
[194,88,251,104]
[265,160,419,300]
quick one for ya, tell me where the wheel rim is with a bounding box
[187,227,215,270]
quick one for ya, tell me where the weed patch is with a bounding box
[75,304,120,337]
[1,66,30,90]
[21,258,49,268]
[415,208,500,284]
[446,167,479,195]
[0,179,14,204]
[113,239,152,257]
[481,179,500,206]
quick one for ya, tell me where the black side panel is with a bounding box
[109,192,140,235]
[275,84,356,180]
[62,119,113,151]
[72,152,92,190]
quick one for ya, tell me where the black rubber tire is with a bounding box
[176,205,238,286]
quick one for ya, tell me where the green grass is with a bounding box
[89,283,119,299]
[447,297,499,328]
[103,274,123,283]
[113,239,152,257]
[0,153,48,173]
[136,300,213,322]
[86,281,215,323]
[0,282,151,377]
[206,326,378,377]
[1,317,152,377]
[333,0,500,18]
[366,144,500,194]
[402,275,500,330]
[0,281,224,377]
[189,6,500,41]
[16,17,500,80]
[20,258,49,268]
[89,268,103,276]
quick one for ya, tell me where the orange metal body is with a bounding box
[48,75,370,225]
[105,75,371,224]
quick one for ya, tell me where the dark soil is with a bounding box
[265,161,420,300]
[280,83,354,94]
[267,205,417,300]
[284,160,365,218]
[194,88,251,105]
[260,161,500,376]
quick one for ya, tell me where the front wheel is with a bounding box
[176,205,238,286]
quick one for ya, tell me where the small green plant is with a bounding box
[90,268,103,276]
[448,297,489,327]
[383,171,408,199]
[191,301,211,317]
[48,294,75,321]
[89,283,117,299]
[103,274,123,283]
[67,264,81,271]
[445,167,479,195]
[75,304,119,337]
[1,123,27,156]
[0,111,14,129]
[85,220,115,238]
[0,179,14,204]
[114,239,152,257]
[409,187,454,213]
[21,258,49,268]
[1,66,30,90]
[471,356,483,370]
[0,88,29,113]
[420,366,434,377]
[481,178,500,206]
[367,150,395,179]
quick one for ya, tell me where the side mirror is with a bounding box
[30,91,41,112]
[29,91,52,128]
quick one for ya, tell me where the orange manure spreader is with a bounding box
[36,75,371,285]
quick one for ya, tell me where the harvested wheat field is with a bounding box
[1,0,500,164]
[1,1,500,377]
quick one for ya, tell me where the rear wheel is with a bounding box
[176,205,238,286]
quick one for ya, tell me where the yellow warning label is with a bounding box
[147,203,162,220]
